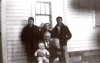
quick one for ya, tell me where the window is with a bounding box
[35,2,52,28]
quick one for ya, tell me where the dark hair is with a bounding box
[44,23,50,28]
[28,17,34,22]
[56,16,62,21]
[43,23,50,30]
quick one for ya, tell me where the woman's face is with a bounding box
[44,24,50,30]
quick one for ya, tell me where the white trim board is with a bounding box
[1,0,7,63]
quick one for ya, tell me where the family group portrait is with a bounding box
[0,0,100,63]
[20,16,72,63]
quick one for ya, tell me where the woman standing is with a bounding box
[39,23,52,41]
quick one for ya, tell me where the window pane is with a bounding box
[45,3,50,14]
[35,16,50,26]
[36,3,40,14]
[41,3,45,14]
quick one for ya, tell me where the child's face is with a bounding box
[39,44,45,50]
[54,40,60,47]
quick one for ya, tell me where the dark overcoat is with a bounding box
[21,24,39,62]
[51,23,72,46]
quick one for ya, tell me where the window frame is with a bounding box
[35,1,52,28]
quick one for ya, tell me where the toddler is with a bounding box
[35,43,50,63]
[51,38,62,63]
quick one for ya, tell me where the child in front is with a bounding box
[34,43,50,63]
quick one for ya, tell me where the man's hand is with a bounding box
[54,57,59,61]
[57,51,61,55]
[66,35,68,38]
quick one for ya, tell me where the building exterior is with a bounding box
[1,0,100,63]
[66,0,100,63]
[1,0,65,63]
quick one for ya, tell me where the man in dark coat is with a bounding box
[51,16,72,63]
[21,17,40,63]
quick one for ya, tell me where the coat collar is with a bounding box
[26,24,34,27]
[55,23,64,29]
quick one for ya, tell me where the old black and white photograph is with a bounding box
[1,0,100,63]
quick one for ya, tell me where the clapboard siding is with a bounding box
[68,43,100,48]
[7,0,31,2]
[7,6,31,10]
[7,37,20,41]
[6,0,32,63]
[7,13,31,17]
[7,1,31,6]
[8,48,25,53]
[6,24,25,27]
[7,10,31,13]
[7,44,24,49]
[68,40,100,45]
[7,40,21,45]
[8,60,27,63]
[7,49,24,52]
[68,47,100,52]
[7,21,28,25]
[7,33,20,37]
[7,29,22,33]
[6,17,30,20]
[66,0,100,52]
[8,56,27,61]
[8,52,26,57]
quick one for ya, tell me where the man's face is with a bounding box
[44,34,50,41]
[28,19,34,27]
[57,18,62,26]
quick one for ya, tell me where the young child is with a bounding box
[50,38,63,63]
[34,43,50,63]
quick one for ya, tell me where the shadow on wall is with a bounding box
[95,27,100,47]
[70,0,100,47]
[20,19,28,46]
[70,0,100,11]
